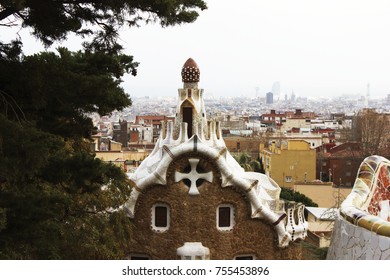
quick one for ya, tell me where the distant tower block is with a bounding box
[365,83,370,107]
[255,87,260,98]
[272,81,280,100]
[291,90,296,102]
[266,92,274,104]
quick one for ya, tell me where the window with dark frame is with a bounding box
[154,206,168,227]
[218,206,231,227]
[235,256,254,260]
[183,107,193,138]
[130,255,150,260]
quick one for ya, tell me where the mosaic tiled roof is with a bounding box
[124,58,309,248]
[181,58,200,83]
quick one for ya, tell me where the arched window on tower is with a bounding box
[181,100,194,138]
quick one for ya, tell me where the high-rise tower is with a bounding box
[266,92,274,104]
[365,83,370,107]
[272,81,280,100]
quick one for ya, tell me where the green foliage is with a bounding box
[0,116,132,259]
[0,46,135,259]
[0,48,135,139]
[280,187,318,207]
[301,241,328,260]
[251,157,265,173]
[233,153,265,173]
[0,208,6,233]
[235,153,252,171]
[0,0,207,48]
[0,0,207,259]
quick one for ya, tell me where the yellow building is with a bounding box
[294,183,352,208]
[260,140,316,188]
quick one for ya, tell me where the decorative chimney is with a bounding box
[173,58,207,139]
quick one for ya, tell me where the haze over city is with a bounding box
[122,0,390,100]
[3,0,390,99]
[3,0,390,267]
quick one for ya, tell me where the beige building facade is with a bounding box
[260,140,316,188]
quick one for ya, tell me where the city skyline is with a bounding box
[3,0,390,99]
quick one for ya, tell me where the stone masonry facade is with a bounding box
[129,152,303,260]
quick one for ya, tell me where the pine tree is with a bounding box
[0,0,207,259]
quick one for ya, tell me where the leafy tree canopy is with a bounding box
[0,115,133,259]
[0,46,135,138]
[0,0,207,49]
[280,187,318,207]
[233,153,265,173]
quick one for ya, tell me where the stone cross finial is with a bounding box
[174,158,213,195]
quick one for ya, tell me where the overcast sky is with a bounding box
[3,0,390,99]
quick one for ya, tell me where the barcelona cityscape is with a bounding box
[1,0,390,278]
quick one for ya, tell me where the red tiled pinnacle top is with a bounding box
[181,58,200,83]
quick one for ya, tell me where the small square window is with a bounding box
[285,176,292,183]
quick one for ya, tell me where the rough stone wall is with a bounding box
[129,152,303,260]
[327,214,390,260]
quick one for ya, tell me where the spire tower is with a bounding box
[174,58,207,139]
